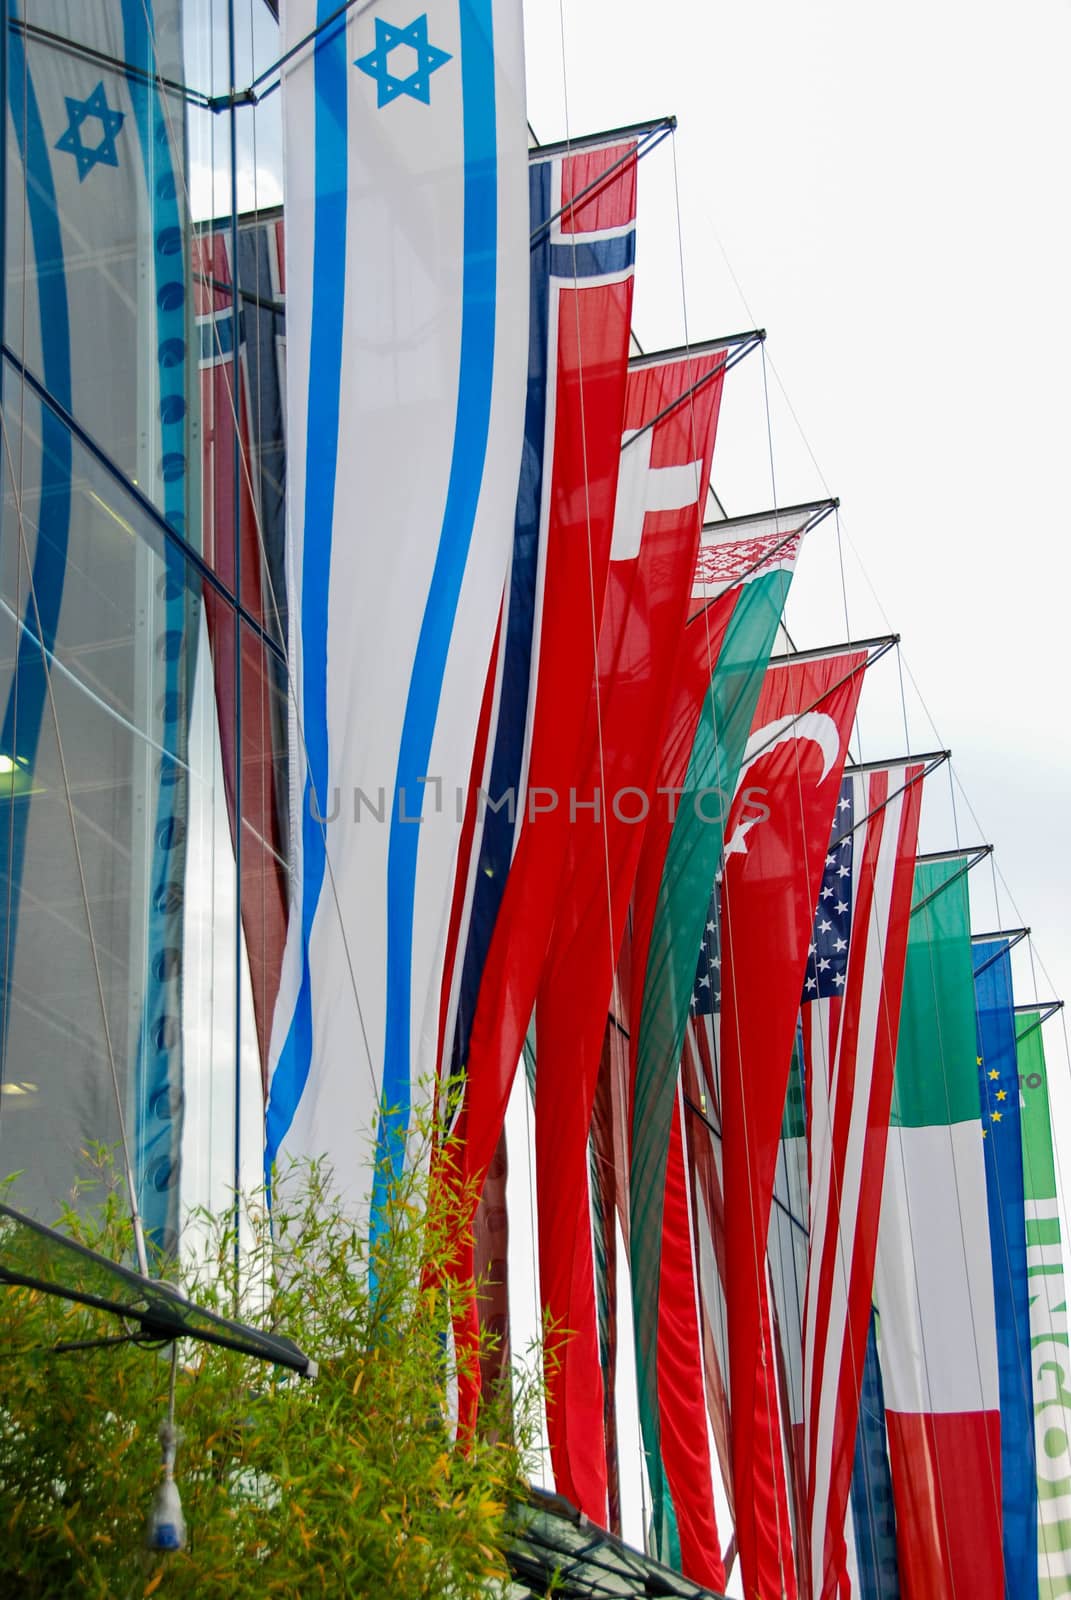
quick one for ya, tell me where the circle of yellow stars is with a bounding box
[979,1054,1009,1138]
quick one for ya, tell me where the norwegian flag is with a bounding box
[433,130,640,1479]
[800,761,926,1600]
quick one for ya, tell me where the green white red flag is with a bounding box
[872,854,1002,1598]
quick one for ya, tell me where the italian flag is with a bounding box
[873,855,1002,1598]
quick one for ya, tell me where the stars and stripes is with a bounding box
[691,888,723,1018]
[803,779,854,1005]
[801,762,925,1600]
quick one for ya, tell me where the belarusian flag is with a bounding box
[873,854,1002,1598]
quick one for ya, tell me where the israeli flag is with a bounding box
[267,0,529,1216]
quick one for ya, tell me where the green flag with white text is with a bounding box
[1017,1009,1071,1598]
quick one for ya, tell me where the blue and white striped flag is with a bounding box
[267,0,530,1215]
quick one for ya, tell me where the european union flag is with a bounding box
[974,936,1036,1600]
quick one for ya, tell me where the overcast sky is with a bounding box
[523,0,1071,1015]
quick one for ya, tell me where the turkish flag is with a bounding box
[719,650,868,1600]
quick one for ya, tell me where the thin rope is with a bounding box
[895,641,911,756]
[833,505,851,647]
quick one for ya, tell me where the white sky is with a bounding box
[523,0,1071,1022]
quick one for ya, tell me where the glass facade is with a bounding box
[0,2,288,1255]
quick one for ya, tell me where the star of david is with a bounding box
[55,81,126,182]
[355,14,452,107]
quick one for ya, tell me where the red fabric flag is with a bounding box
[718,651,868,1600]
[532,346,731,1521]
[802,762,925,1600]
[657,1088,728,1592]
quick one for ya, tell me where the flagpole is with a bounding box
[910,844,993,918]
[970,927,1030,980]
[529,113,677,160]
[1012,1000,1064,1041]
[829,752,948,849]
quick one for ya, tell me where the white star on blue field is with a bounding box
[355,14,452,107]
[55,81,125,181]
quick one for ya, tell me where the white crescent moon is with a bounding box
[737,711,842,789]
[722,712,842,859]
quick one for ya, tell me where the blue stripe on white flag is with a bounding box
[850,1312,901,1600]
[379,0,501,1195]
[264,0,349,1177]
[974,936,1038,1600]
[450,155,551,1078]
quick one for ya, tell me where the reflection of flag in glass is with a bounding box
[801,762,924,1600]
[873,856,1002,1600]
[973,937,1036,1600]
[4,1,190,1245]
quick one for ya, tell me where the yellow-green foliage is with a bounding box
[0,1146,536,1599]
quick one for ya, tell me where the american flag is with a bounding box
[688,884,725,1129]
[692,890,723,1015]
[800,762,926,1600]
[802,778,855,1013]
